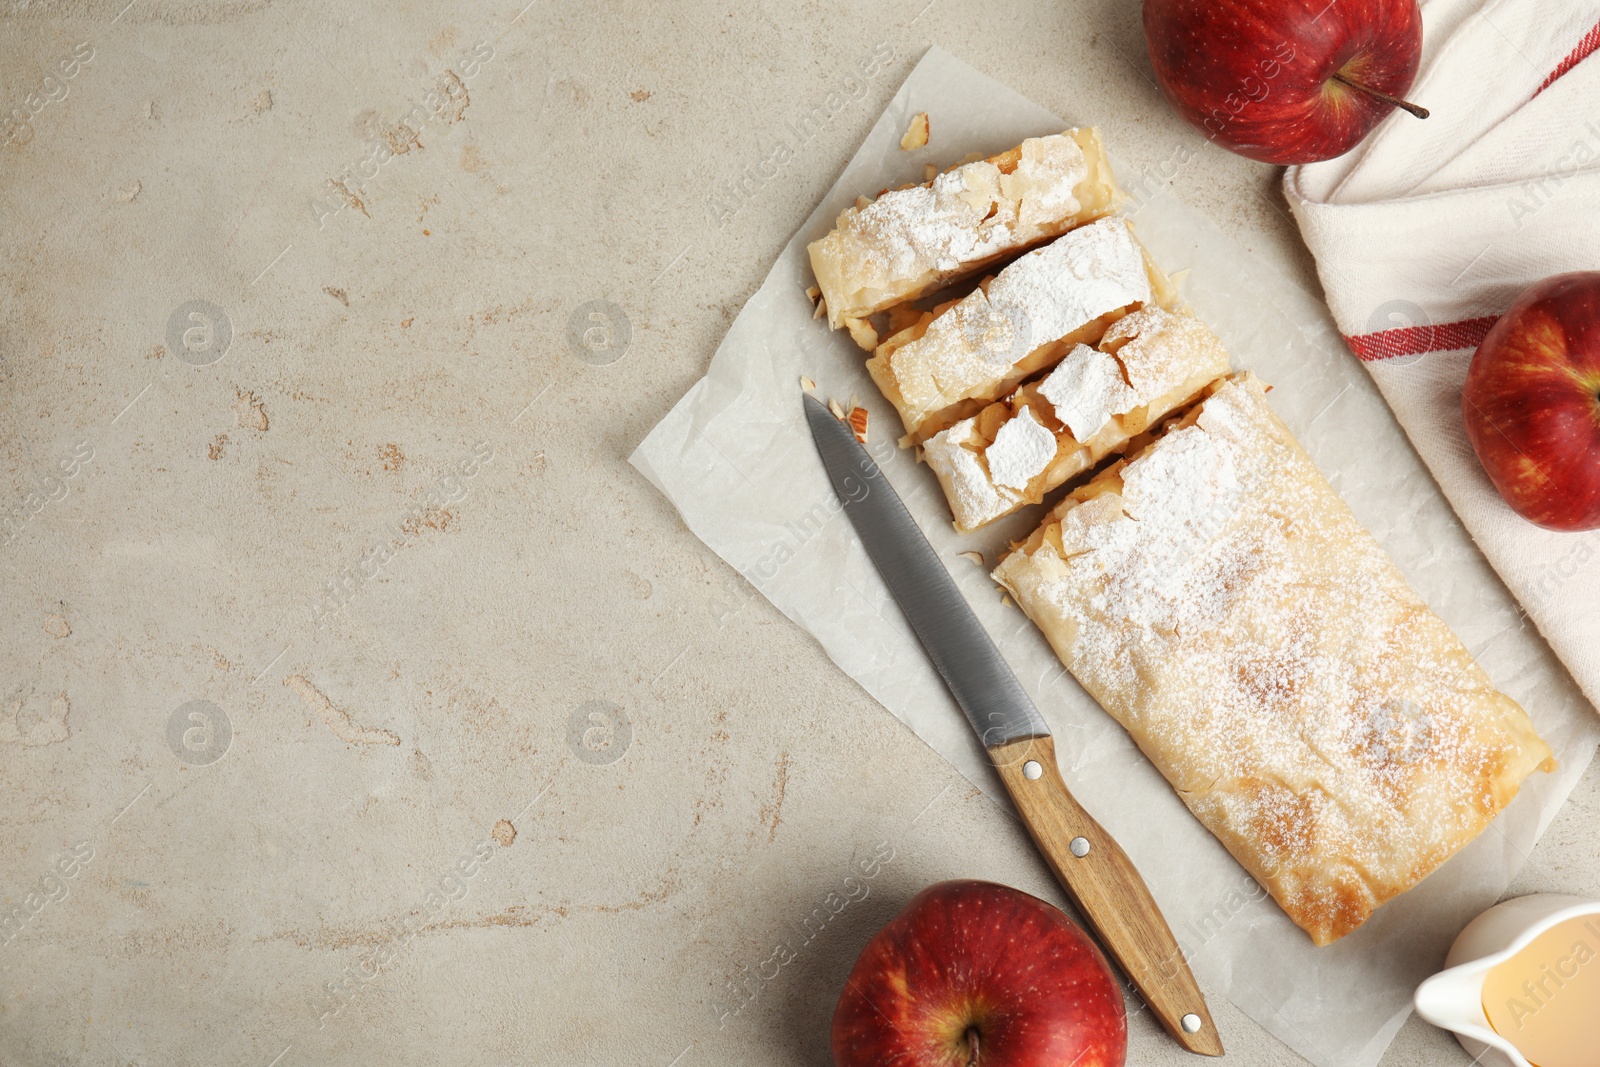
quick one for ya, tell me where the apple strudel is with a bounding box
[808,129,1124,336]
[923,307,1231,532]
[992,373,1554,946]
[867,216,1177,443]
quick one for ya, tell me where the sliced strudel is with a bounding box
[993,373,1553,946]
[808,129,1124,338]
[867,216,1178,443]
[923,307,1231,532]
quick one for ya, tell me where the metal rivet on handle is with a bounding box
[1069,836,1090,857]
[1022,760,1042,780]
[1181,1014,1202,1034]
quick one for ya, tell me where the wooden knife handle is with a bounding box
[990,735,1224,1057]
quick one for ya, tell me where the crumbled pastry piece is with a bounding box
[922,308,1231,532]
[847,406,869,444]
[800,375,817,392]
[900,112,930,150]
[846,317,879,352]
[867,216,1173,444]
[992,372,1553,946]
[807,129,1126,329]
[805,285,821,304]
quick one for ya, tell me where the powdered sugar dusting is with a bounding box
[923,309,1233,532]
[1002,135,1088,226]
[1039,344,1134,442]
[994,374,1551,945]
[809,133,1090,323]
[885,216,1151,428]
[1039,308,1231,442]
[985,406,1056,490]
[922,417,1007,524]
[1105,308,1230,403]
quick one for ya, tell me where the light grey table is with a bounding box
[2,2,1595,1064]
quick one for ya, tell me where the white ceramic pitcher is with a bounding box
[1414,893,1600,1067]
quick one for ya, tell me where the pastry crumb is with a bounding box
[1000,593,1013,607]
[900,112,930,151]
[800,375,817,392]
[854,194,870,210]
[958,551,985,567]
[847,406,869,444]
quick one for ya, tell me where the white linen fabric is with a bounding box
[1285,0,1600,711]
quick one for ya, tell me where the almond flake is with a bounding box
[924,163,938,183]
[847,406,869,444]
[828,398,847,421]
[958,551,985,567]
[800,375,817,392]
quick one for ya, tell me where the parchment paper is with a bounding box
[630,48,1599,1067]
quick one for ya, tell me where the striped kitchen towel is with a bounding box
[1285,0,1600,711]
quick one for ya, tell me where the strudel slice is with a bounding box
[809,130,1124,335]
[993,373,1553,946]
[923,308,1231,532]
[867,216,1177,443]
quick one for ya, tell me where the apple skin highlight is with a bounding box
[831,880,1127,1067]
[1143,0,1424,165]
[1463,272,1600,533]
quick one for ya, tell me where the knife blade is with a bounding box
[804,393,1223,1057]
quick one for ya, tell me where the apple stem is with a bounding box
[964,1026,981,1067]
[1332,72,1430,119]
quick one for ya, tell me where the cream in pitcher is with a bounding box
[1416,895,1600,1067]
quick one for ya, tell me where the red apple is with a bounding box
[1462,272,1600,532]
[1143,0,1426,165]
[831,880,1126,1067]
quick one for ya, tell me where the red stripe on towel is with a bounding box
[1535,19,1600,96]
[1343,316,1500,362]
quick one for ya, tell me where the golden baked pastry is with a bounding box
[867,216,1178,443]
[922,307,1231,532]
[993,373,1554,946]
[808,130,1124,339]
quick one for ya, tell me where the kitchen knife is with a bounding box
[803,393,1223,1057]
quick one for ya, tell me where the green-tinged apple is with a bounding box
[831,880,1125,1067]
[1143,0,1427,165]
[1462,272,1600,532]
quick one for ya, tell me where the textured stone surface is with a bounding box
[1,2,1595,1065]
